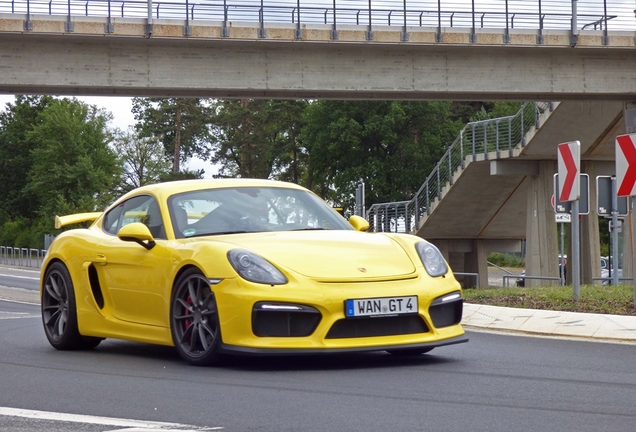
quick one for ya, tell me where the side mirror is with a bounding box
[118,222,156,250]
[349,215,370,232]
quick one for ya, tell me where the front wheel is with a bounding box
[41,262,102,350]
[171,268,225,366]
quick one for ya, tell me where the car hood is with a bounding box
[218,230,417,281]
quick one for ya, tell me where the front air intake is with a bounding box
[252,303,321,337]
[326,316,428,339]
[429,293,463,328]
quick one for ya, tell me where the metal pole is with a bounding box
[632,197,636,306]
[259,0,266,37]
[361,180,365,219]
[295,0,302,39]
[65,0,74,32]
[331,0,338,39]
[602,0,609,45]
[570,0,578,46]
[611,177,619,285]
[503,0,510,43]
[401,0,408,41]
[470,0,476,43]
[537,0,544,44]
[183,0,191,36]
[145,0,153,36]
[560,222,565,285]
[366,0,373,40]
[436,0,442,42]
[572,200,580,300]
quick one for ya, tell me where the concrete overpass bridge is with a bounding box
[1,0,635,287]
[368,100,625,288]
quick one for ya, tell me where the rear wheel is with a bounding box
[41,262,102,350]
[386,347,434,356]
[171,268,225,366]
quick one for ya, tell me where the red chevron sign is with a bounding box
[557,141,580,202]
[616,134,636,197]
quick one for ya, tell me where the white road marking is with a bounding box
[0,297,39,306]
[0,272,39,280]
[0,407,223,430]
[0,312,39,320]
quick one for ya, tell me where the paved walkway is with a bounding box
[463,303,636,344]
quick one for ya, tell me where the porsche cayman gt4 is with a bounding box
[41,178,467,365]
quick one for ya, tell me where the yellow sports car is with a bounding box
[41,178,467,365]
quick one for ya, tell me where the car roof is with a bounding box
[119,178,306,202]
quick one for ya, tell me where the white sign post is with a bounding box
[616,133,636,306]
[557,141,581,300]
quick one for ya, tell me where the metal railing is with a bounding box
[0,246,47,269]
[592,277,633,284]
[503,274,563,287]
[0,0,632,36]
[453,271,478,288]
[367,101,552,233]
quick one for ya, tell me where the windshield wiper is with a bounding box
[186,230,249,238]
[291,227,326,231]
[212,230,250,235]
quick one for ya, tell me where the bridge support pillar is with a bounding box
[580,161,602,285]
[433,239,518,289]
[464,240,489,289]
[525,161,559,287]
[623,221,633,279]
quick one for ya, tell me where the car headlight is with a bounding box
[415,242,448,277]
[227,249,288,285]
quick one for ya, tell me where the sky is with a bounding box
[0,95,218,177]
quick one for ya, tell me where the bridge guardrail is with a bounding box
[367,101,551,233]
[0,246,47,269]
[0,0,630,39]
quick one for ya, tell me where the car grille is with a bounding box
[325,316,428,339]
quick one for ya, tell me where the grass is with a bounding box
[463,284,636,316]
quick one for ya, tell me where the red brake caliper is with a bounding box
[184,295,193,331]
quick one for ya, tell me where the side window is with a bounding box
[103,195,166,239]
[103,202,125,235]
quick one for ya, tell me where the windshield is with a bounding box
[168,186,352,239]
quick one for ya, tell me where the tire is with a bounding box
[170,268,225,366]
[41,262,102,350]
[386,347,434,356]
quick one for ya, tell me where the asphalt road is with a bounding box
[1,266,636,431]
[0,266,39,291]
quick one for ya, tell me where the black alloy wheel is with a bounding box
[41,261,102,350]
[171,268,224,366]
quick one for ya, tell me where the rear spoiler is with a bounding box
[55,212,102,229]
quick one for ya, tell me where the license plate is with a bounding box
[345,296,418,318]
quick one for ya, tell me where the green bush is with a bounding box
[0,220,25,246]
[488,252,525,268]
[0,216,53,249]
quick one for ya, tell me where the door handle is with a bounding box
[95,254,108,265]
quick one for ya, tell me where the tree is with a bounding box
[466,101,524,123]
[25,98,122,219]
[132,98,211,173]
[0,95,53,222]
[209,99,308,179]
[300,100,463,210]
[0,97,122,247]
[112,126,172,192]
